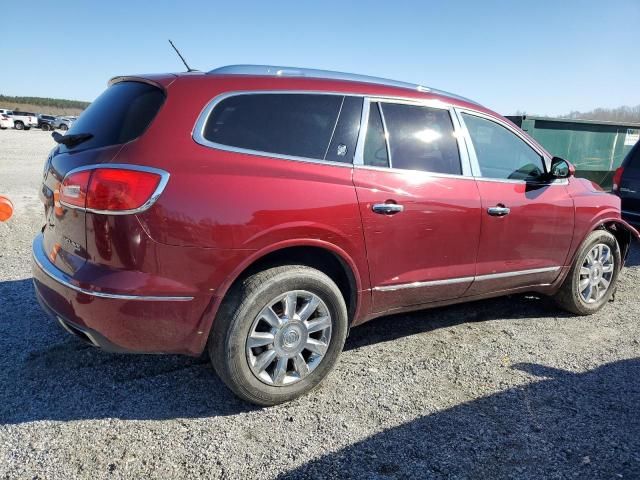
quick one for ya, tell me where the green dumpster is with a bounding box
[506,116,640,190]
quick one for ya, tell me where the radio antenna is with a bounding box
[168,39,197,72]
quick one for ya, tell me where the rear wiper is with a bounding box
[52,131,93,148]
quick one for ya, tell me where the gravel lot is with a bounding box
[1,129,639,479]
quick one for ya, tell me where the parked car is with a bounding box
[0,113,14,129]
[613,141,640,226]
[53,116,74,131]
[9,111,38,130]
[37,114,57,131]
[32,65,639,406]
[0,108,13,115]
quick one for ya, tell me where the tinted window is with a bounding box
[203,94,343,160]
[462,113,545,181]
[363,103,389,167]
[381,103,461,175]
[63,81,165,152]
[625,142,640,171]
[324,96,363,163]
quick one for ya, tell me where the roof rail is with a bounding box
[207,65,479,105]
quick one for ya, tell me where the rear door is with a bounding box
[353,98,482,313]
[620,142,640,225]
[457,110,574,295]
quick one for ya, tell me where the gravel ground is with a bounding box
[0,129,639,479]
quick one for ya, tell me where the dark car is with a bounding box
[37,114,57,131]
[613,141,640,226]
[32,65,639,405]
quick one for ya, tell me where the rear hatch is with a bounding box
[40,79,168,276]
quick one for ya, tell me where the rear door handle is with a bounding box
[487,205,510,217]
[372,203,404,215]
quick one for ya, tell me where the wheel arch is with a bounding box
[597,218,639,263]
[212,240,364,330]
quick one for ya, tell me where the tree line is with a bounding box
[0,94,89,110]
[561,105,640,123]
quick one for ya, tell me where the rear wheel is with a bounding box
[554,230,621,315]
[41,124,50,131]
[14,121,24,130]
[59,124,68,131]
[209,265,348,406]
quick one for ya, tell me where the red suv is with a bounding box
[33,65,639,405]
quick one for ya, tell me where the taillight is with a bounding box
[59,166,168,213]
[612,167,624,192]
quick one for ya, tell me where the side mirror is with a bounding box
[550,157,574,179]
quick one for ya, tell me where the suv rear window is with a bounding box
[62,81,165,152]
[202,93,348,161]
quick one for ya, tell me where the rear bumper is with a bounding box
[32,234,214,355]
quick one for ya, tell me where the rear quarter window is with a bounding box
[61,81,165,153]
[201,93,347,161]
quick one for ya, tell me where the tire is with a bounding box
[209,265,348,406]
[14,121,24,130]
[554,230,621,315]
[59,124,68,131]
[41,124,50,131]
[24,127,31,130]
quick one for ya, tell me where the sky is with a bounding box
[1,0,638,116]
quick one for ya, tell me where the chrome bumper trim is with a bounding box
[32,235,194,302]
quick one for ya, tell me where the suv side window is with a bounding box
[203,93,346,161]
[462,113,545,181]
[363,103,389,167]
[381,103,462,175]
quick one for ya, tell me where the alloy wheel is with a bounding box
[578,243,614,303]
[246,290,332,386]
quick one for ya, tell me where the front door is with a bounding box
[353,99,482,313]
[458,111,574,295]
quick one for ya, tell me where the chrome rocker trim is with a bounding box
[373,266,561,292]
[32,235,194,302]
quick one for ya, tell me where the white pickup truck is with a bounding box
[9,110,38,130]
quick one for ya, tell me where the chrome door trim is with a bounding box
[373,276,474,292]
[32,235,194,302]
[474,266,560,281]
[372,266,561,292]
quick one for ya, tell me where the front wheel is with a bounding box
[554,230,621,315]
[59,124,68,131]
[14,121,24,130]
[209,265,348,406]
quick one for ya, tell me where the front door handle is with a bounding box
[487,205,510,217]
[372,203,404,215]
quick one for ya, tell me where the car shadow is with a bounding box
[0,279,256,424]
[1,242,637,425]
[278,358,640,479]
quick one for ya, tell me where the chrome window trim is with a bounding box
[353,96,473,177]
[32,235,194,302]
[193,90,362,169]
[58,163,171,215]
[372,266,561,292]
